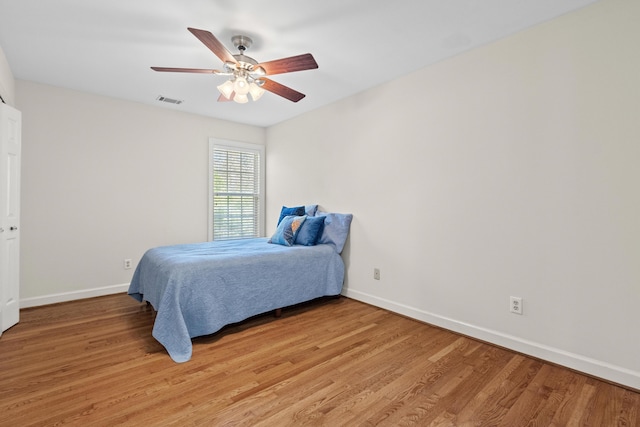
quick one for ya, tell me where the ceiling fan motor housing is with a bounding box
[231,35,253,52]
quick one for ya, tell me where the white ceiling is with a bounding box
[0,0,598,127]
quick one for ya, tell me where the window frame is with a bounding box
[208,138,265,241]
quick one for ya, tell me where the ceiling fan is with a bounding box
[151,27,318,103]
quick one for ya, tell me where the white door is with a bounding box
[0,103,21,334]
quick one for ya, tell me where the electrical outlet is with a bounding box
[124,259,132,269]
[510,296,523,315]
[373,268,380,280]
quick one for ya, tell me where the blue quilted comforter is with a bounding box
[128,238,345,362]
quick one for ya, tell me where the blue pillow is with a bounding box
[269,215,307,246]
[278,206,305,225]
[295,215,325,246]
[305,204,318,216]
[316,211,353,253]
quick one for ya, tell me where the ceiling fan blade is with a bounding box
[260,78,306,102]
[151,67,218,74]
[188,27,237,64]
[256,53,318,76]
[218,92,234,102]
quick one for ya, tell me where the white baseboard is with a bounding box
[343,288,640,391]
[20,283,130,309]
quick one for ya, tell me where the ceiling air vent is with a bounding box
[156,95,183,105]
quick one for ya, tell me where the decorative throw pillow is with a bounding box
[269,215,307,246]
[294,215,325,246]
[316,211,353,253]
[277,206,306,225]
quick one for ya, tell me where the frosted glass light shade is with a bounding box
[233,76,250,95]
[234,93,248,104]
[217,80,234,99]
[249,83,265,101]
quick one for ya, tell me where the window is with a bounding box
[209,138,265,241]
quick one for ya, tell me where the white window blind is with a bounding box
[209,140,264,240]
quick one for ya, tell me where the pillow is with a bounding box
[305,204,318,216]
[269,215,307,246]
[294,215,325,246]
[277,206,306,225]
[316,211,353,254]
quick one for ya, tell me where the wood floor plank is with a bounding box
[0,293,638,426]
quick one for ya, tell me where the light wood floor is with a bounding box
[1,294,638,426]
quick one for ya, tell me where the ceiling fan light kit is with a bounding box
[217,80,234,99]
[233,93,249,104]
[248,82,265,101]
[151,28,318,105]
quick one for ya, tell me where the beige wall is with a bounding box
[266,0,640,388]
[0,43,15,105]
[16,81,264,303]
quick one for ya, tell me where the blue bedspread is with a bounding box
[128,238,345,362]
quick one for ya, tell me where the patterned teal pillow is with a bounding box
[269,215,307,246]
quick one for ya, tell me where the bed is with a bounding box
[128,208,352,362]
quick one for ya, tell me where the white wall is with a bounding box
[0,43,15,105]
[16,81,264,305]
[266,0,640,389]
